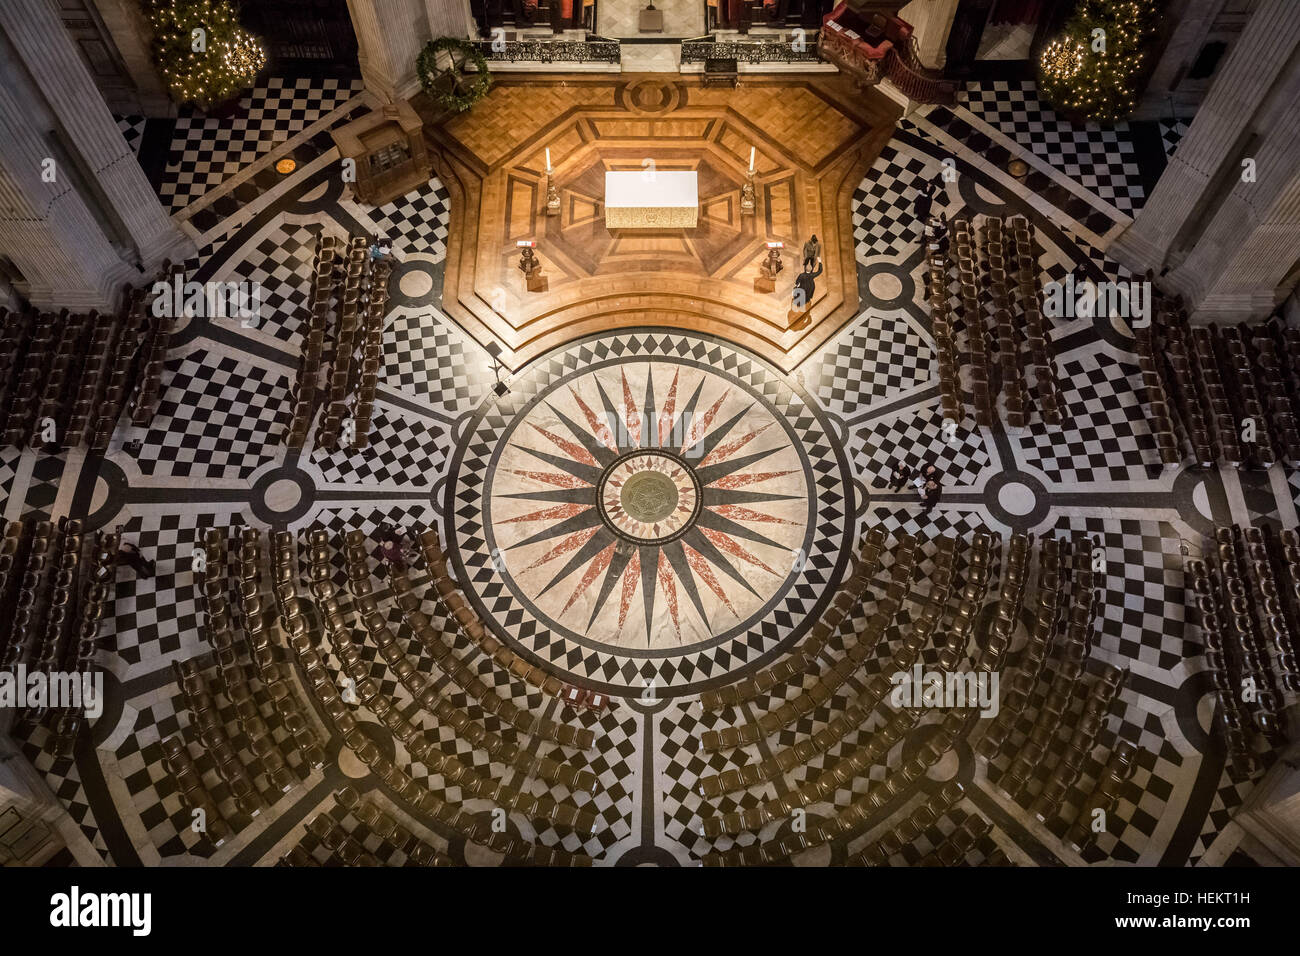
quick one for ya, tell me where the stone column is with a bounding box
[0,0,192,310]
[1136,0,1226,118]
[89,0,174,116]
[1109,0,1300,282]
[899,0,961,69]
[348,0,448,104]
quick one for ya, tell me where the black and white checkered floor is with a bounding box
[8,75,1290,867]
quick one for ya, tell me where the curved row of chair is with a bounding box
[416,528,586,710]
[700,527,887,711]
[270,529,595,865]
[1064,739,1140,851]
[305,528,600,837]
[172,656,268,820]
[34,312,89,448]
[697,536,957,797]
[281,787,458,868]
[341,530,599,792]
[916,811,997,867]
[160,734,233,847]
[1029,664,1126,820]
[976,536,1065,758]
[846,781,965,866]
[699,534,920,751]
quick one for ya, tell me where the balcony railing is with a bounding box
[680,36,822,65]
[883,38,957,105]
[474,36,621,64]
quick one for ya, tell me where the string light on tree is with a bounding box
[1037,0,1160,123]
[143,0,265,110]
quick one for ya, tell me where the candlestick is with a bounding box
[748,146,755,173]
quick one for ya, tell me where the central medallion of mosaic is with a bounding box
[601,452,699,542]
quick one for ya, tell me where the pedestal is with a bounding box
[754,275,776,294]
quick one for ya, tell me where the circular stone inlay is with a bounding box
[600,452,698,542]
[265,477,303,512]
[997,481,1036,517]
[399,268,433,298]
[867,271,903,301]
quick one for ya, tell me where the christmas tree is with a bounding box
[1038,0,1161,123]
[143,0,265,110]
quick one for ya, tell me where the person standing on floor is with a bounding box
[802,235,822,271]
[914,180,938,236]
[793,257,823,313]
[887,459,912,491]
[920,478,942,515]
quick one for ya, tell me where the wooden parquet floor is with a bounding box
[417,74,899,372]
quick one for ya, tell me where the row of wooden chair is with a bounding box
[1,311,55,447]
[129,266,178,428]
[64,310,125,449]
[1064,739,1140,851]
[172,656,268,819]
[700,527,887,710]
[699,533,920,751]
[286,234,339,447]
[1010,217,1062,426]
[1250,325,1300,465]
[197,530,303,795]
[25,518,84,722]
[697,535,957,796]
[281,788,457,867]
[983,218,1026,428]
[0,519,55,668]
[415,528,590,714]
[268,531,593,865]
[341,530,599,791]
[1028,664,1127,820]
[303,528,600,835]
[1186,556,1257,769]
[1133,327,1183,466]
[976,536,1066,758]
[952,218,996,427]
[847,781,966,866]
[45,528,120,755]
[316,237,370,449]
[916,811,998,866]
[927,221,963,424]
[160,734,233,847]
[349,258,389,449]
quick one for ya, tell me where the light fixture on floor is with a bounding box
[485,341,509,397]
[275,158,297,175]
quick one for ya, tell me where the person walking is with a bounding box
[801,235,822,271]
[792,257,823,312]
[118,542,156,579]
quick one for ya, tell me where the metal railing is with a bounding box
[475,36,621,64]
[680,36,822,65]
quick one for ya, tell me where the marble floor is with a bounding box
[2,71,1291,868]
[599,0,705,38]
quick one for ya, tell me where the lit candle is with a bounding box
[748,146,755,174]
[545,148,552,174]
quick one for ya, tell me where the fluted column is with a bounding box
[89,0,173,116]
[899,0,960,69]
[1109,0,1300,275]
[427,0,477,42]
[0,0,192,310]
[348,0,440,104]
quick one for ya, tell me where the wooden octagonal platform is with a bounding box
[419,73,899,372]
